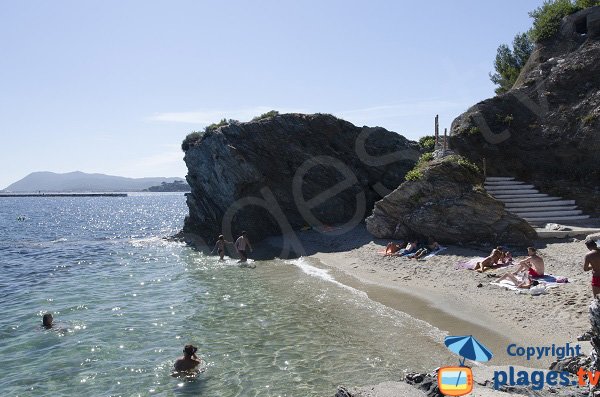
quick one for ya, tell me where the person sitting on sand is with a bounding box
[474,247,504,272]
[385,242,404,256]
[174,344,202,373]
[42,313,53,329]
[512,247,544,278]
[211,235,231,261]
[583,239,600,297]
[495,272,540,289]
[499,249,513,265]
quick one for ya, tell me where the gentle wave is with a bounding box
[286,257,368,297]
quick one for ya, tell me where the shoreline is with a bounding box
[264,224,596,371]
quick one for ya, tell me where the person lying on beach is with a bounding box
[409,237,440,259]
[583,239,600,297]
[512,247,544,278]
[211,235,231,261]
[495,272,540,289]
[385,242,404,256]
[42,313,53,329]
[474,247,503,272]
[395,240,417,257]
[173,344,202,374]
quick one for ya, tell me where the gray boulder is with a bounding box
[365,156,537,246]
[181,113,420,245]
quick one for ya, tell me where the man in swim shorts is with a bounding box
[512,247,545,278]
[583,239,600,297]
[235,231,253,262]
[174,344,202,373]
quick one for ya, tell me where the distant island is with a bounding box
[2,171,186,192]
[144,180,190,192]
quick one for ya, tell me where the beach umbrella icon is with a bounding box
[444,335,493,366]
[439,335,492,395]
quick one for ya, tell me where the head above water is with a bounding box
[42,313,53,328]
[183,344,197,356]
[586,239,598,250]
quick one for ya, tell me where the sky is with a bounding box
[0,0,544,189]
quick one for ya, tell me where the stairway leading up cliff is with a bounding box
[485,177,590,225]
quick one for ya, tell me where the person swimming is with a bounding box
[173,344,202,374]
[42,313,53,329]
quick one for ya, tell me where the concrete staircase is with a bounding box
[485,177,590,225]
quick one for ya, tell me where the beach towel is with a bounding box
[454,257,512,270]
[423,246,447,259]
[490,273,568,295]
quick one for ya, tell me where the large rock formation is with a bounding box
[181,113,420,244]
[450,6,600,217]
[365,156,537,246]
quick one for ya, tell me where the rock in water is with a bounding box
[450,6,600,217]
[181,113,420,245]
[365,156,537,246]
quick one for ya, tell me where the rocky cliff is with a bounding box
[365,156,536,246]
[181,113,420,245]
[450,6,600,216]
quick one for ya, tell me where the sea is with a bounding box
[0,193,456,397]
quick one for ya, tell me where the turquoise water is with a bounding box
[0,193,454,396]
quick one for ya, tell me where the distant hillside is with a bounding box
[2,171,185,192]
[144,180,191,192]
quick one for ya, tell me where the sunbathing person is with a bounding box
[496,272,540,289]
[385,242,404,256]
[512,247,544,278]
[474,247,503,272]
[409,238,440,259]
[395,240,418,257]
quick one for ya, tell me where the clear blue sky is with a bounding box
[0,0,543,188]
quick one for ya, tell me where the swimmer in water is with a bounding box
[42,313,53,329]
[173,345,202,374]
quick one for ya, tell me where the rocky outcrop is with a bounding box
[181,113,420,244]
[450,6,600,217]
[365,156,537,246]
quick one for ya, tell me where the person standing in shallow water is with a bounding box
[235,231,253,262]
[583,239,600,297]
[211,235,231,260]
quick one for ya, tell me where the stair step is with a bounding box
[493,194,550,200]
[513,210,583,217]
[499,196,561,203]
[506,206,578,212]
[490,189,539,195]
[484,181,527,186]
[486,184,535,191]
[485,177,515,182]
[505,200,576,207]
[522,215,590,222]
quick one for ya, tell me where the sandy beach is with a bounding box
[266,223,600,393]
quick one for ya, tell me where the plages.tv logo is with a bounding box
[438,335,493,396]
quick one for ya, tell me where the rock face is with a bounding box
[365,156,537,246]
[450,6,600,217]
[181,113,420,244]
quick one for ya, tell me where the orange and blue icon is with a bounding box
[438,335,493,396]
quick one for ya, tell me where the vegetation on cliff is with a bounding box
[490,0,600,94]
